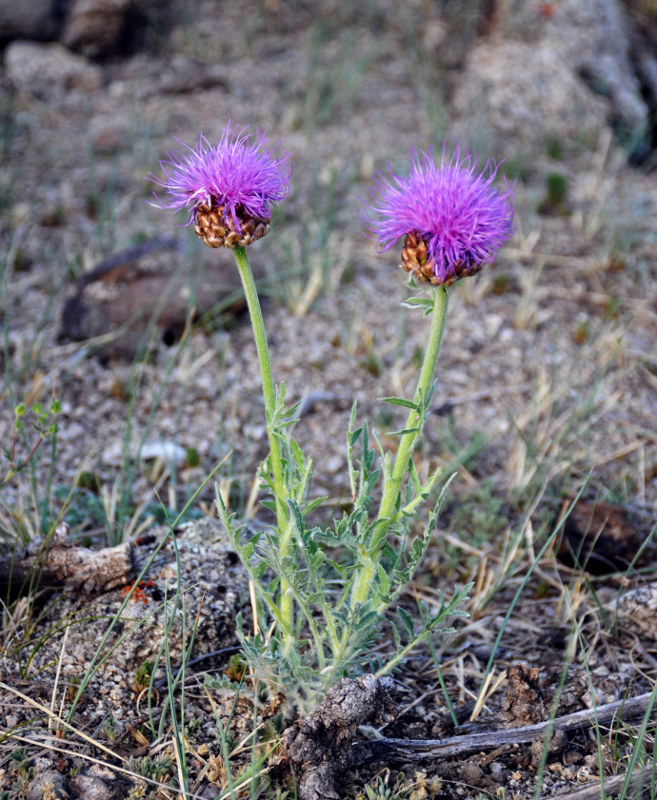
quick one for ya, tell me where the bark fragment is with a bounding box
[282,675,396,800]
[0,522,134,598]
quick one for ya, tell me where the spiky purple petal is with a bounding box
[148,123,292,231]
[361,145,515,285]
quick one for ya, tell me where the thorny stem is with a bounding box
[352,286,448,607]
[231,246,294,644]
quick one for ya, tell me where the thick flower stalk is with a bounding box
[149,123,296,639]
[361,144,514,287]
[352,144,514,606]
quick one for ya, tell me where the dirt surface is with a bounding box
[1,1,657,798]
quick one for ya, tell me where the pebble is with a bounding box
[4,42,101,100]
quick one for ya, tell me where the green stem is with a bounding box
[231,246,293,638]
[352,286,448,606]
[379,286,448,525]
[232,246,286,516]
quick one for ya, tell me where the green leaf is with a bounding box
[377,563,390,596]
[397,607,414,635]
[302,496,325,516]
[349,427,363,446]
[288,499,306,536]
[401,295,434,310]
[254,562,268,581]
[408,458,422,495]
[380,396,420,411]
[289,438,305,469]
[387,426,420,437]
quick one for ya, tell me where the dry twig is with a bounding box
[351,691,655,764]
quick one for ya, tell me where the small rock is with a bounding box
[89,113,131,152]
[26,771,69,800]
[453,0,649,152]
[459,762,483,784]
[140,441,188,468]
[325,455,344,474]
[483,313,504,338]
[69,764,133,800]
[0,0,61,41]
[101,440,127,467]
[453,40,607,148]
[615,582,657,641]
[60,0,132,59]
[4,41,101,100]
[57,237,270,361]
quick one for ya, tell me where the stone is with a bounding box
[4,41,101,100]
[453,0,651,152]
[0,0,61,42]
[60,0,133,58]
[26,771,69,800]
[615,582,657,641]
[57,236,271,361]
[453,39,609,149]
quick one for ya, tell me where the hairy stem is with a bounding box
[352,286,448,607]
[232,246,293,639]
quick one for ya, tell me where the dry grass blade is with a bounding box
[0,681,128,763]
[469,668,508,722]
[0,732,193,798]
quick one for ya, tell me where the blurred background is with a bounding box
[1,0,656,541]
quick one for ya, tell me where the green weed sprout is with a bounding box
[3,398,61,486]
[149,126,514,711]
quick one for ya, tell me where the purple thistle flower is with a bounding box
[361,145,515,286]
[148,123,292,248]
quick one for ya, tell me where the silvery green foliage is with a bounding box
[217,388,471,712]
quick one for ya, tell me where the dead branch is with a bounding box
[550,763,655,799]
[350,691,656,765]
[0,522,134,598]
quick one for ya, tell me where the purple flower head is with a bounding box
[361,144,515,286]
[148,123,292,247]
